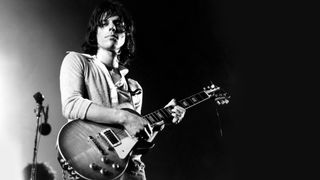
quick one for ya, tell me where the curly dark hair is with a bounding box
[23,162,56,180]
[81,0,135,66]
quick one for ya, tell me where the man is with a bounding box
[59,0,186,179]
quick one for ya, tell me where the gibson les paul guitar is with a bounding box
[57,84,230,180]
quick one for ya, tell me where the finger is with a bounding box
[153,121,165,131]
[179,112,185,119]
[153,124,165,131]
[172,106,185,116]
[164,98,176,108]
[171,107,178,113]
[144,125,152,138]
[146,123,152,134]
[172,117,179,124]
[154,120,164,126]
[173,105,184,111]
[171,106,181,113]
[176,107,185,114]
[138,124,152,140]
[138,129,150,140]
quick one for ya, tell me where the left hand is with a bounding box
[165,98,186,124]
[153,99,186,132]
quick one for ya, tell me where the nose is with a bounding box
[108,22,116,32]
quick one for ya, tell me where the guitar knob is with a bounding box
[100,168,112,176]
[67,166,73,171]
[112,163,120,170]
[89,163,100,171]
[70,171,76,176]
[59,158,66,163]
[62,162,69,170]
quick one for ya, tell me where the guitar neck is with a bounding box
[143,90,211,126]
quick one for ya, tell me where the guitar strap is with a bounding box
[124,77,142,96]
[124,77,142,111]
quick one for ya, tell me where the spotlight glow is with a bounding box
[0,54,23,180]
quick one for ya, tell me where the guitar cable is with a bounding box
[215,107,223,137]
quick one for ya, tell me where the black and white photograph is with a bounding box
[0,0,317,179]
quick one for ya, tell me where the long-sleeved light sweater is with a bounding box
[59,51,143,121]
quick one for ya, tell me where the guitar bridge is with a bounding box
[88,135,108,155]
[100,129,121,147]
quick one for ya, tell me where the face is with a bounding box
[96,15,126,52]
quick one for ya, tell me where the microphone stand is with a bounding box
[215,106,223,137]
[30,92,45,180]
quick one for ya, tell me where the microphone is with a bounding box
[33,92,51,135]
[33,92,44,118]
[39,105,51,136]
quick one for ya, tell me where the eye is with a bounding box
[114,20,126,32]
[114,20,124,27]
[99,20,109,27]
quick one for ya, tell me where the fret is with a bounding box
[155,111,164,119]
[164,107,172,114]
[177,91,212,110]
[143,89,218,125]
[180,100,189,108]
[184,98,195,108]
[143,108,172,125]
[163,107,173,118]
[144,114,156,124]
[159,108,171,118]
[195,94,204,101]
[179,92,207,108]
[190,96,198,103]
[150,112,161,122]
[199,91,209,99]
[185,98,194,106]
[179,98,194,108]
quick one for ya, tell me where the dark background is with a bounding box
[0,0,318,179]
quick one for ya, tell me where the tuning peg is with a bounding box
[217,99,230,105]
[204,86,211,90]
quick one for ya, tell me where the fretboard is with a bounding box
[143,91,211,125]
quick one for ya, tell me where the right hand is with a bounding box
[121,109,151,139]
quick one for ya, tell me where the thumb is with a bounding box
[153,121,165,131]
[164,98,176,108]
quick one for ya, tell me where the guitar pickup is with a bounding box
[100,129,121,147]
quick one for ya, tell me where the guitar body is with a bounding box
[57,120,141,180]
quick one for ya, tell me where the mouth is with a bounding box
[106,35,118,39]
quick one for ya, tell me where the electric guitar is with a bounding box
[56,83,230,180]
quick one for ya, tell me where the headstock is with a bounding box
[203,83,231,105]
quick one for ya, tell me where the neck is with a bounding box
[96,48,120,69]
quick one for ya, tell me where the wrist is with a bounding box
[116,109,127,125]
